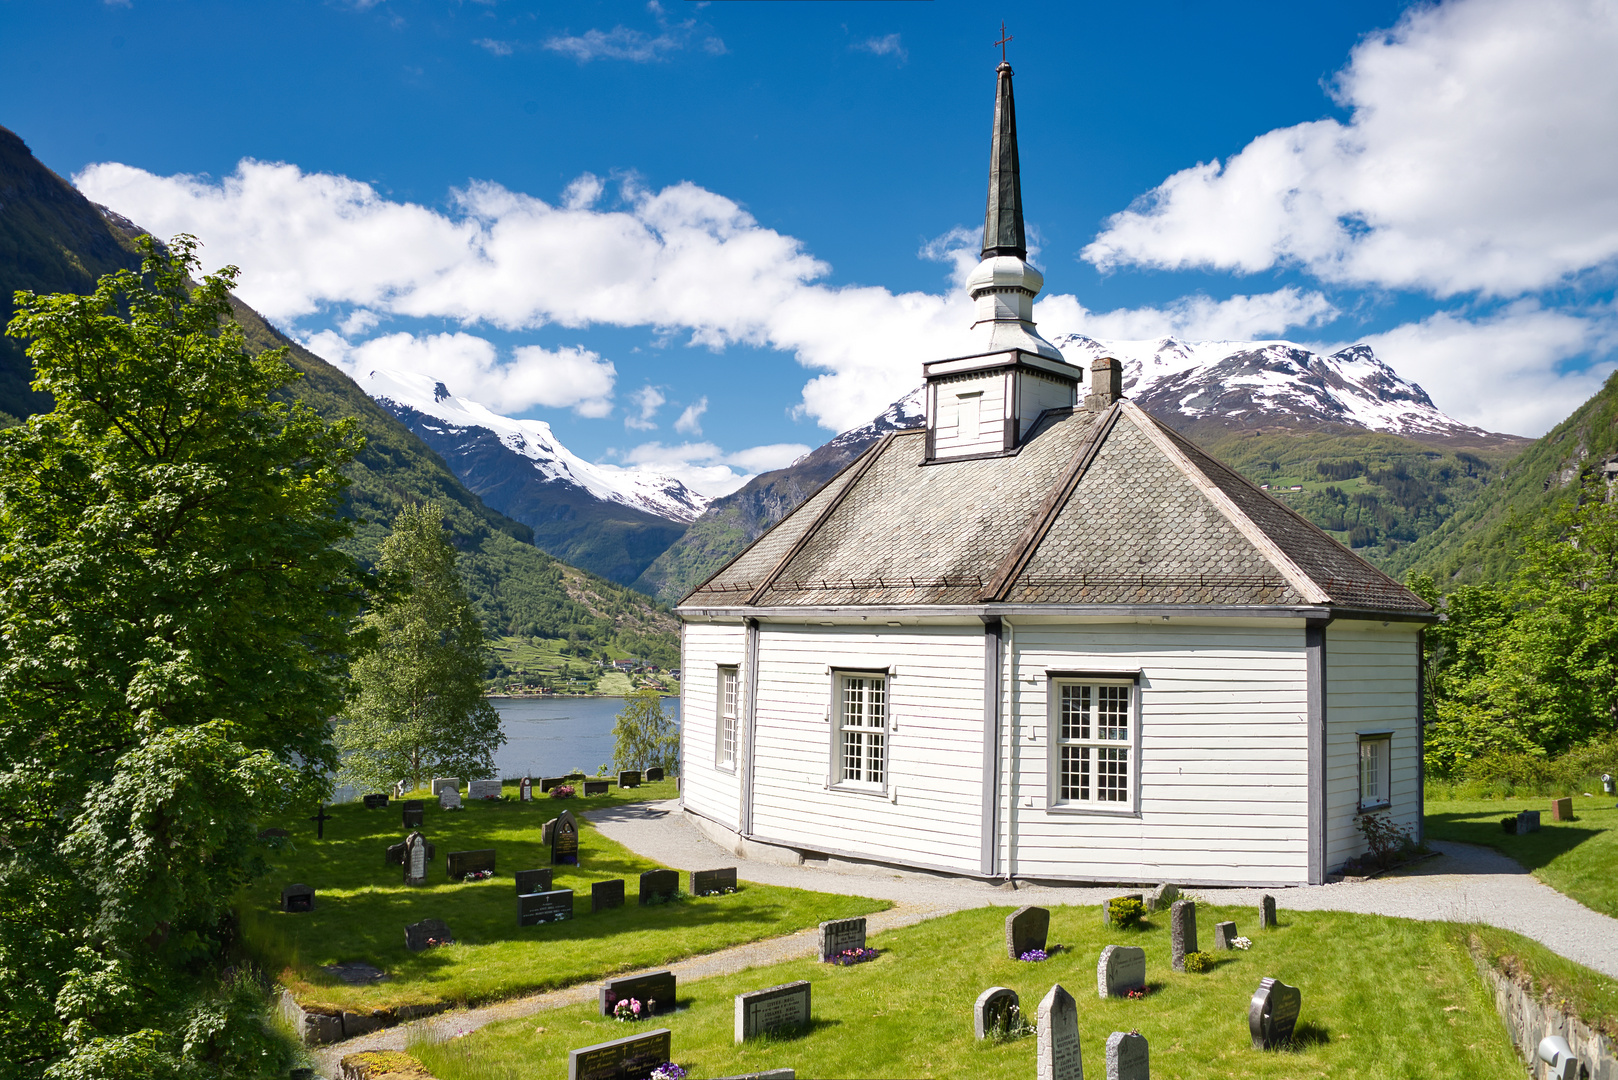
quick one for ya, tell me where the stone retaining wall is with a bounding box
[1470,943,1618,1080]
[278,989,448,1046]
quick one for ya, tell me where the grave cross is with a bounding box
[308,803,334,840]
[995,21,1013,63]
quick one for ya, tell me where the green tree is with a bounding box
[0,235,366,1077]
[337,501,505,791]
[612,688,679,774]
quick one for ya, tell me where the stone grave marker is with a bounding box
[1007,905,1051,960]
[567,771,588,781]
[438,787,462,811]
[691,867,738,896]
[519,776,533,802]
[405,918,453,952]
[401,799,424,828]
[280,883,315,913]
[647,766,664,782]
[552,808,579,865]
[974,986,1020,1039]
[567,1027,671,1080]
[1214,921,1238,950]
[389,834,434,867]
[394,779,409,798]
[1260,895,1277,929]
[446,848,496,880]
[519,889,574,926]
[403,831,433,886]
[1096,944,1146,998]
[1106,1031,1149,1080]
[469,779,502,800]
[1519,809,1542,832]
[1552,797,1574,822]
[431,777,460,797]
[515,868,553,894]
[584,779,610,796]
[619,770,642,789]
[640,868,679,904]
[600,970,676,1017]
[1170,900,1197,971]
[1101,893,1144,926]
[1036,984,1082,1080]
[362,793,389,809]
[541,776,568,793]
[818,917,867,961]
[1248,976,1302,1049]
[542,817,558,844]
[1145,883,1179,913]
[258,827,290,840]
[593,878,626,912]
[734,981,811,1042]
[1605,773,1616,796]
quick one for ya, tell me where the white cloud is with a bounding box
[543,26,684,63]
[853,34,907,62]
[473,38,514,56]
[674,396,707,435]
[616,440,811,497]
[1085,0,1618,298]
[625,385,665,430]
[1036,286,1339,344]
[338,308,382,336]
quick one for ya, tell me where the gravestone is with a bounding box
[1007,906,1051,960]
[401,799,424,828]
[1106,1031,1149,1080]
[363,793,389,809]
[1214,921,1238,950]
[1036,984,1082,1080]
[974,986,1020,1039]
[1604,773,1616,796]
[515,868,553,894]
[520,776,533,802]
[1170,900,1197,972]
[1519,809,1542,832]
[1248,976,1302,1049]
[542,817,558,844]
[1145,883,1179,913]
[405,918,453,952]
[1101,893,1144,926]
[1552,797,1574,822]
[431,777,460,797]
[403,831,432,886]
[640,868,679,904]
[691,867,738,896]
[446,848,496,880]
[1096,944,1146,998]
[438,787,462,810]
[386,837,434,866]
[567,1027,671,1080]
[258,827,290,840]
[519,889,574,926]
[734,981,811,1042]
[619,770,641,789]
[818,917,867,961]
[584,780,610,796]
[552,809,579,865]
[600,970,676,1017]
[593,878,626,912]
[647,766,664,782]
[280,883,315,913]
[469,779,502,800]
[1260,895,1277,929]
[567,772,588,781]
[541,776,568,793]
[394,779,409,798]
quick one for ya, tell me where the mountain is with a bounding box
[360,368,707,586]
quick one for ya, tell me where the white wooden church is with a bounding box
[675,60,1432,889]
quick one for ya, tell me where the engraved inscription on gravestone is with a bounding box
[439,787,462,810]
[1037,984,1083,1080]
[1519,810,1542,832]
[403,831,431,886]
[519,776,533,802]
[519,889,574,926]
[280,884,315,913]
[640,868,679,905]
[1170,900,1197,972]
[388,836,434,866]
[1007,906,1051,960]
[401,799,424,828]
[468,779,502,800]
[584,779,610,796]
[431,777,460,797]
[734,981,811,1043]
[567,1028,671,1080]
[691,867,737,896]
[1260,895,1277,929]
[552,809,579,865]
[1096,945,1146,998]
[515,868,553,894]
[592,878,626,912]
[618,770,641,788]
[646,767,664,782]
[1248,976,1302,1050]
[818,917,867,961]
[974,987,1020,1040]
[1214,921,1238,950]
[1106,1030,1148,1080]
[363,793,389,809]
[599,971,676,1017]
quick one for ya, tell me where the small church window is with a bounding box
[1053,681,1134,809]
[954,392,983,440]
[717,666,739,769]
[1359,735,1391,811]
[837,673,887,788]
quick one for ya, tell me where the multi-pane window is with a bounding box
[1054,681,1133,807]
[1359,735,1390,810]
[837,673,887,787]
[717,666,739,769]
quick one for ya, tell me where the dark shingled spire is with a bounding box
[981,61,1026,261]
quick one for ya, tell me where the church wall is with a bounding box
[678,620,748,833]
[1323,621,1423,869]
[1016,370,1075,438]
[1004,619,1313,886]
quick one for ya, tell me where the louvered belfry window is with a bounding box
[1056,681,1133,806]
[838,674,887,787]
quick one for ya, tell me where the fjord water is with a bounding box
[491,696,681,780]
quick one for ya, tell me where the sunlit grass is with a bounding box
[1425,794,1618,916]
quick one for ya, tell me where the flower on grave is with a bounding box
[825,947,879,966]
[1124,986,1153,999]
[650,1064,688,1080]
[1018,949,1048,962]
[462,869,493,882]
[613,997,645,1022]
[552,785,576,799]
[1233,936,1253,950]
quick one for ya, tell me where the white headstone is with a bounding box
[431,777,461,797]
[468,779,502,800]
[1037,984,1083,1080]
[439,787,462,810]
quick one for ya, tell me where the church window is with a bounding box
[1358,734,1391,811]
[954,391,982,440]
[717,666,739,770]
[836,672,887,789]
[1051,679,1135,810]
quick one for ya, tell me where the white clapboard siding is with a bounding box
[931,372,1008,458]
[1324,622,1422,868]
[746,622,989,872]
[679,621,748,832]
[1005,619,1313,885]
[1016,370,1076,438]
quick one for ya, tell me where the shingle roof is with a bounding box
[681,400,1430,614]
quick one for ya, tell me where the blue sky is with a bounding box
[4,0,1616,494]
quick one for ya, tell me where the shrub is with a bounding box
[1182,951,1214,974]
[1108,897,1145,929]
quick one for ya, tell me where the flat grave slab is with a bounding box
[323,962,388,985]
[405,918,453,952]
[640,868,679,904]
[818,917,866,961]
[691,867,737,896]
[515,868,553,894]
[593,878,626,912]
[567,1027,671,1080]
[599,970,676,1017]
[519,889,574,926]
[1007,905,1050,960]
[446,848,496,880]
[735,980,811,1042]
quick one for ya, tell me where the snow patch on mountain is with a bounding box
[361,368,711,523]
[823,385,927,456]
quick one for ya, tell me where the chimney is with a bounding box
[1084,357,1123,410]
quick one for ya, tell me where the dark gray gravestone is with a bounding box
[386,837,434,866]
[1101,893,1144,926]
[974,986,1020,1039]
[258,827,291,840]
[646,767,664,782]
[1145,883,1180,913]
[1248,977,1302,1049]
[1036,984,1082,1080]
[734,981,811,1042]
[1214,921,1238,950]
[519,776,533,802]
[552,809,579,866]
[599,970,676,1017]
[1260,895,1277,929]
[566,1027,671,1080]
[593,879,626,912]
[584,780,610,796]
[1096,944,1146,998]
[403,831,432,887]
[405,918,453,951]
[691,867,737,896]
[363,793,389,809]
[515,868,553,894]
[1519,810,1542,832]
[618,770,641,788]
[519,889,574,926]
[401,800,424,828]
[541,776,568,792]
[640,868,678,904]
[280,883,315,913]
[818,917,867,961]
[1106,1030,1149,1080]
[446,848,496,880]
[469,779,502,800]
[1170,900,1197,971]
[1006,906,1050,960]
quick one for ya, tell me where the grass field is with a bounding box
[411,904,1523,1080]
[1425,793,1618,917]
[240,783,886,1013]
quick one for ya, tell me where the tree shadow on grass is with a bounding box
[1424,811,1604,873]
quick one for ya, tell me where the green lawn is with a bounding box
[1425,794,1618,917]
[240,784,886,1013]
[413,905,1522,1080]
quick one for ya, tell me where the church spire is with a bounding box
[982,60,1026,260]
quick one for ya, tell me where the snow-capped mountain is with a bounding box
[1052,335,1495,439]
[823,384,927,455]
[362,368,710,523]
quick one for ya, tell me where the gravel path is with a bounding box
[313,799,1618,1074]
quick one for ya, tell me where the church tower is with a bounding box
[924,60,1085,462]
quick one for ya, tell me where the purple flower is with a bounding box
[1019,949,1048,962]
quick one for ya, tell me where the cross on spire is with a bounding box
[995,21,1013,63]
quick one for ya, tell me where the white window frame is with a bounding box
[716,665,739,772]
[1046,673,1141,815]
[829,668,890,795]
[1358,733,1392,812]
